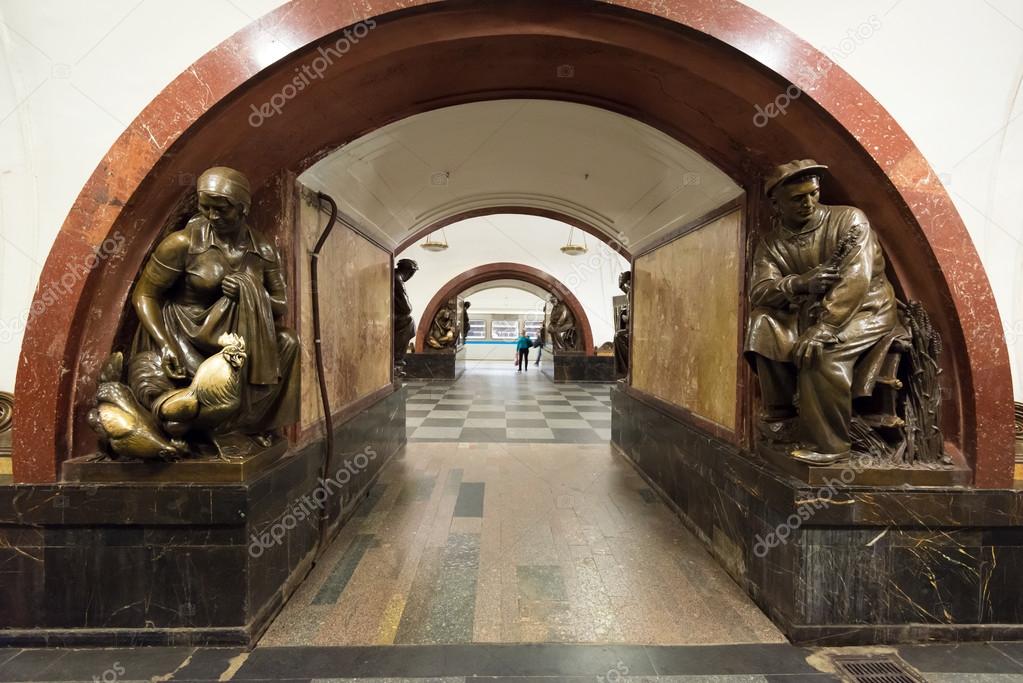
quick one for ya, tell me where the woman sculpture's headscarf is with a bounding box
[196,166,251,212]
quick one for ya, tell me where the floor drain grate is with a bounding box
[831,654,927,683]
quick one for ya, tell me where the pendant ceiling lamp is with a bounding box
[560,226,588,256]
[419,228,449,252]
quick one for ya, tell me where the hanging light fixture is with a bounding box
[419,228,449,252]
[560,226,588,256]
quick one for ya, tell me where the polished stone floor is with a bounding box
[261,442,783,646]
[263,361,781,646]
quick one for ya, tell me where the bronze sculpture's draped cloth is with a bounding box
[131,216,299,431]
[744,205,901,454]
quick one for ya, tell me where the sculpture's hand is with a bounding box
[222,273,243,300]
[161,344,187,380]
[793,266,840,296]
[792,324,838,369]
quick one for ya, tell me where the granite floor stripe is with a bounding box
[453,482,485,517]
[392,547,445,644]
[233,644,658,678]
[353,483,388,517]
[394,533,482,644]
[396,475,437,505]
[445,468,465,495]
[518,565,569,601]
[644,644,817,676]
[424,532,481,643]
[312,534,377,604]
[0,644,1005,681]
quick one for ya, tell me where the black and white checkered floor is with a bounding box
[404,361,613,443]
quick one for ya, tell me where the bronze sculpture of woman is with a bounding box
[129,166,299,448]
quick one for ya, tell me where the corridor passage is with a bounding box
[405,364,612,444]
[262,362,783,646]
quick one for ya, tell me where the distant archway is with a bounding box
[414,263,595,354]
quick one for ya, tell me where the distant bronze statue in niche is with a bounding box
[614,271,632,377]
[89,167,300,459]
[461,300,471,342]
[393,258,419,373]
[427,306,458,349]
[746,159,946,467]
[546,295,579,351]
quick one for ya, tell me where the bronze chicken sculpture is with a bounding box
[87,353,188,460]
[88,333,248,460]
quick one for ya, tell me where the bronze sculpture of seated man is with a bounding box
[745,159,901,466]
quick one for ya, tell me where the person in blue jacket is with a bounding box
[515,331,533,372]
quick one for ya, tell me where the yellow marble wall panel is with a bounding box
[631,209,741,430]
[298,196,392,431]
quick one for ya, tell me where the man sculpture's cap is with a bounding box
[764,159,829,197]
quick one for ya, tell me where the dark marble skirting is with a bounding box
[0,387,406,647]
[403,346,466,380]
[540,349,615,383]
[611,385,1023,645]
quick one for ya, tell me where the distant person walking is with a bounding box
[515,331,533,372]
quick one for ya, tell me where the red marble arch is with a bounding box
[13,0,1013,486]
[413,263,595,355]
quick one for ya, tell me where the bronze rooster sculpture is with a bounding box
[151,333,248,438]
[88,334,248,461]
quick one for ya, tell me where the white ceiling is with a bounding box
[299,99,742,255]
[462,279,549,300]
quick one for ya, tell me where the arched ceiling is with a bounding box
[461,279,549,301]
[298,99,742,254]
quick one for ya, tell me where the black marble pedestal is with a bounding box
[0,387,406,647]
[612,384,1023,645]
[61,440,289,484]
[403,346,466,380]
[540,348,615,382]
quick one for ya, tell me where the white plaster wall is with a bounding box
[1,0,1022,396]
[739,0,1023,396]
[0,0,288,392]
